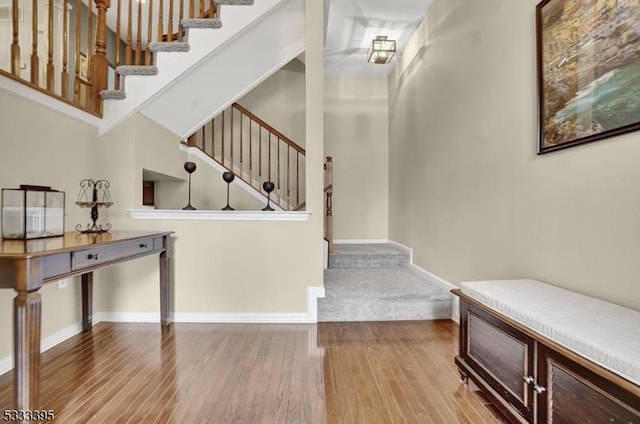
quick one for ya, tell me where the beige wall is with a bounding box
[388,0,640,311]
[238,60,306,147]
[325,75,389,240]
[0,0,324,362]
[0,90,99,359]
[132,114,263,211]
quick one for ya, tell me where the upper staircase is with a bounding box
[186,102,306,210]
[0,0,305,138]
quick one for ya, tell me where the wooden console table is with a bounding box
[0,231,173,411]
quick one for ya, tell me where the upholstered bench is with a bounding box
[452,279,640,424]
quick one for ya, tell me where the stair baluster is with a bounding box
[0,0,253,116]
[324,156,334,252]
[185,103,306,211]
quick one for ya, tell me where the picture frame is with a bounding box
[536,0,640,154]
[79,52,88,82]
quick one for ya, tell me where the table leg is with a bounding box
[160,235,172,328]
[14,290,42,410]
[82,272,93,332]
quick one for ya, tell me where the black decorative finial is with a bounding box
[183,161,197,210]
[222,171,235,210]
[262,181,275,211]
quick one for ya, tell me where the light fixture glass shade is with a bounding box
[367,36,396,64]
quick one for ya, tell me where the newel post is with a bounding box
[92,0,111,115]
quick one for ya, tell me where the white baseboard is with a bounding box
[386,240,413,264]
[97,312,161,323]
[0,287,326,376]
[333,239,389,244]
[174,313,314,323]
[174,287,325,323]
[410,264,460,323]
[0,321,86,376]
[388,239,460,323]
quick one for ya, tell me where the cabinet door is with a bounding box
[537,344,640,424]
[463,304,536,422]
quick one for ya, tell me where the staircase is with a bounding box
[102,0,305,137]
[318,243,453,322]
[0,0,305,139]
[185,102,306,210]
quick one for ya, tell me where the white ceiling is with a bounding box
[324,0,433,76]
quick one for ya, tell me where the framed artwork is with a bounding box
[536,0,640,153]
[79,52,88,82]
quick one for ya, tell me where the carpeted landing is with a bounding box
[318,243,453,322]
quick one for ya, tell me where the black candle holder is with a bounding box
[222,171,235,210]
[183,161,197,210]
[75,179,113,233]
[262,181,275,211]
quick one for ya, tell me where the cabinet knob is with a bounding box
[522,375,535,385]
[533,384,546,394]
[87,253,99,260]
[139,243,148,248]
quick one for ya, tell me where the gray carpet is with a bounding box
[328,243,409,268]
[150,42,191,52]
[318,243,453,322]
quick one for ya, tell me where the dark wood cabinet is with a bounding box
[537,345,640,424]
[453,290,640,424]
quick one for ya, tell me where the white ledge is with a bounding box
[128,209,311,221]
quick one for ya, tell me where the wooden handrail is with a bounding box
[232,103,306,155]
[1,0,225,115]
[186,102,306,210]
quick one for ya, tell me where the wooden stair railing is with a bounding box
[0,1,223,115]
[0,0,111,115]
[187,103,306,211]
[324,156,334,252]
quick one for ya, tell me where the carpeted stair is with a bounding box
[318,243,453,322]
[99,0,252,101]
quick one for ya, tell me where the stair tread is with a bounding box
[218,0,254,4]
[182,18,223,29]
[117,65,159,76]
[330,243,407,257]
[317,300,452,322]
[322,268,451,301]
[321,243,452,321]
[150,42,190,52]
[328,243,409,269]
[100,90,126,100]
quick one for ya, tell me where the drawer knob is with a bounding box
[139,243,148,248]
[522,375,535,385]
[87,253,100,260]
[533,384,546,395]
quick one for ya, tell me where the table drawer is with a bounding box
[72,238,155,270]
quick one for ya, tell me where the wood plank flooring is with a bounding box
[0,321,507,423]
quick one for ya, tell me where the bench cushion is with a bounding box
[460,279,640,386]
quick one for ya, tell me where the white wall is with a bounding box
[388,0,640,311]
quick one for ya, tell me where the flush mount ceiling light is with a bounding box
[367,35,396,64]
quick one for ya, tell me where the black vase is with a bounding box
[222,171,235,211]
[183,161,197,210]
[262,181,275,211]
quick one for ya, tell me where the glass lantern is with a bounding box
[1,185,65,239]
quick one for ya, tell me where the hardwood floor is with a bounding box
[0,321,507,423]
